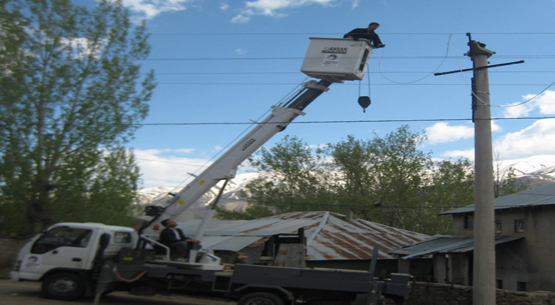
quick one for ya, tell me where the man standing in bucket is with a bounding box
[344,22,385,48]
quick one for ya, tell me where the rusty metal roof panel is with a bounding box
[394,235,523,259]
[440,236,523,253]
[199,236,265,252]
[442,183,555,215]
[179,211,430,261]
[306,213,429,260]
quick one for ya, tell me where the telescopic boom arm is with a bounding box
[147,79,332,233]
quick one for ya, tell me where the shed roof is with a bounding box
[178,211,430,261]
[390,235,523,259]
[441,183,555,215]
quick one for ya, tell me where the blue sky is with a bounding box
[106,0,555,188]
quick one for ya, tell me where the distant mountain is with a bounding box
[136,172,262,221]
[497,155,555,188]
[137,156,555,219]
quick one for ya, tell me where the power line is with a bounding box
[16,116,550,128]
[142,55,555,61]
[134,116,555,126]
[149,32,555,36]
[157,82,554,86]
[8,116,555,129]
[152,71,555,75]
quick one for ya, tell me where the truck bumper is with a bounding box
[10,271,41,282]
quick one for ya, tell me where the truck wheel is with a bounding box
[238,292,285,305]
[42,272,86,300]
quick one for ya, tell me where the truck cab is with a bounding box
[11,223,137,299]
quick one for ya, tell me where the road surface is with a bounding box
[0,279,236,305]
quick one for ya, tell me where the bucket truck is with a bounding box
[10,38,411,305]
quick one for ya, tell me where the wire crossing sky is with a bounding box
[80,0,555,188]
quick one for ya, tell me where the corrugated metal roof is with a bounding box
[177,211,430,261]
[391,235,523,259]
[441,183,555,215]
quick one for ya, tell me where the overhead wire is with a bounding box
[25,116,549,127]
[142,55,555,61]
[496,80,555,108]
[164,77,313,191]
[137,33,555,179]
[153,71,555,75]
[156,82,554,86]
[378,34,453,84]
[149,32,555,36]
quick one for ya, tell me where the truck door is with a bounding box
[20,226,95,275]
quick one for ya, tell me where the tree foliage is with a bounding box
[493,153,530,198]
[0,0,155,235]
[232,135,333,219]
[219,126,476,235]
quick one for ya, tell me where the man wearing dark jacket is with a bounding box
[159,219,201,261]
[344,22,385,48]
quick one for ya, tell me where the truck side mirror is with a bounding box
[99,233,111,248]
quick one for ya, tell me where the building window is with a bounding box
[496,280,503,289]
[464,214,474,229]
[495,221,502,234]
[514,219,525,233]
[517,282,527,291]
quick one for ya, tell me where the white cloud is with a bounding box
[441,149,475,161]
[232,0,335,23]
[502,90,555,118]
[425,121,501,145]
[220,3,229,10]
[122,0,189,20]
[135,149,212,188]
[528,90,555,115]
[425,122,474,144]
[351,0,360,8]
[60,37,107,59]
[493,119,555,159]
[231,13,251,23]
[174,148,194,153]
[235,48,248,55]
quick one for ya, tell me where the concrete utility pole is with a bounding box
[467,40,496,305]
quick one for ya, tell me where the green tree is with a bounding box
[326,135,374,208]
[0,0,155,235]
[362,126,433,230]
[218,135,331,219]
[1,0,27,79]
[418,159,474,235]
[326,128,474,234]
[219,127,475,235]
[493,153,530,198]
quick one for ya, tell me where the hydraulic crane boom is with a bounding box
[147,79,332,233]
[142,37,374,238]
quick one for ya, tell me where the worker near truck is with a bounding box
[344,22,385,48]
[160,219,201,261]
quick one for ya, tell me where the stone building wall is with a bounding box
[408,282,555,305]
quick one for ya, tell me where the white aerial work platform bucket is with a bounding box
[301,37,373,83]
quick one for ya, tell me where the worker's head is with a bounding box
[161,219,176,227]
[368,22,380,30]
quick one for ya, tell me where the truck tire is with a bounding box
[238,292,285,305]
[41,272,86,300]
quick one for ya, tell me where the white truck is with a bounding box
[10,38,411,305]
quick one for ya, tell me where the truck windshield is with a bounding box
[31,227,93,254]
